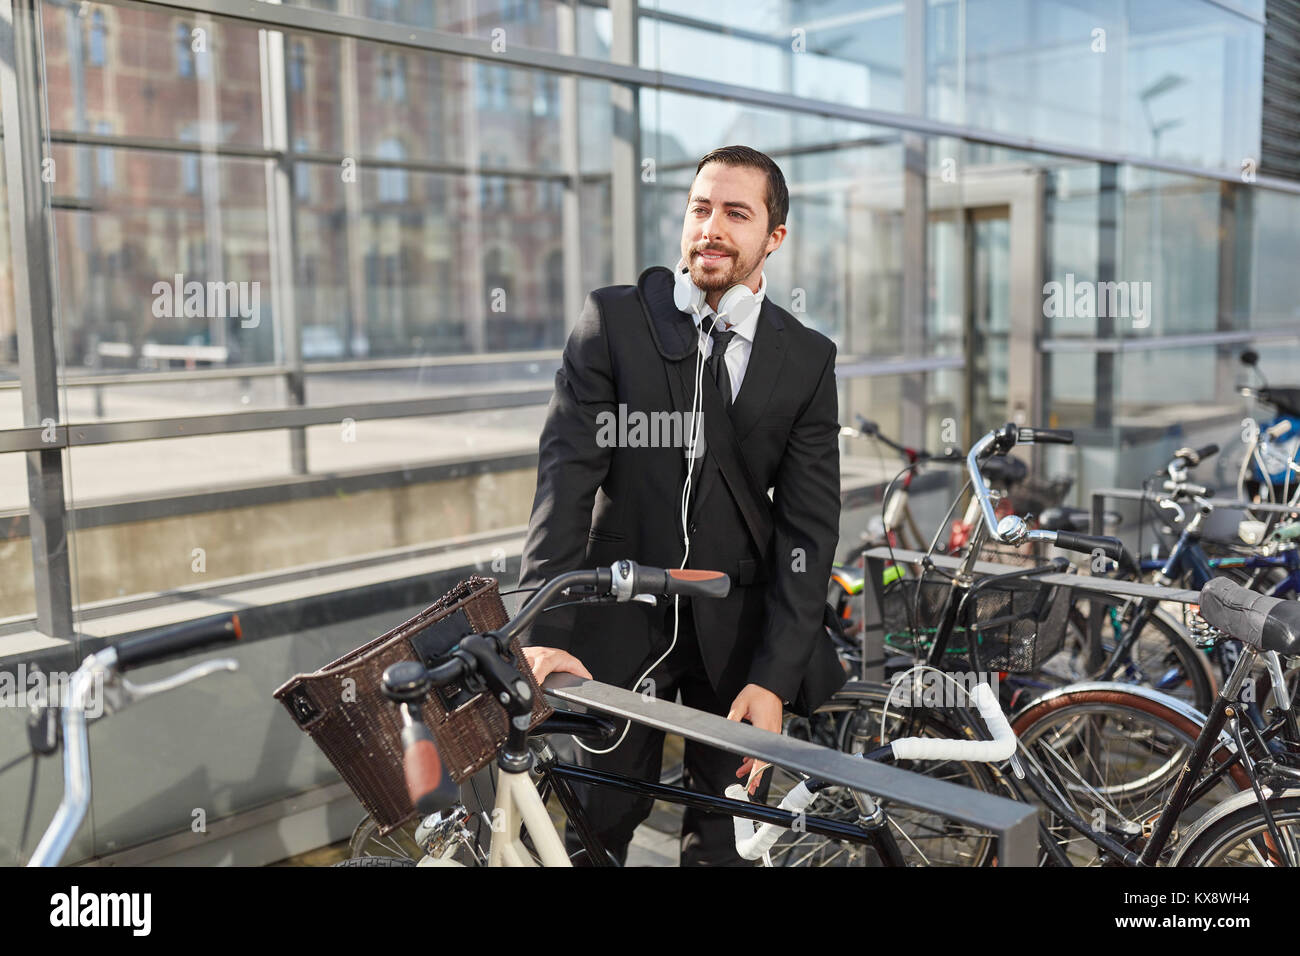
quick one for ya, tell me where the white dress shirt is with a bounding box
[691,270,767,404]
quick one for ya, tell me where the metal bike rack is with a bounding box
[543,673,1040,867]
[1087,489,1298,672]
[1088,488,1300,536]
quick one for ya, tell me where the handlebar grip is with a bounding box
[1197,577,1287,651]
[1017,426,1074,445]
[664,568,731,600]
[401,722,459,815]
[1052,531,1125,562]
[115,614,242,672]
[1196,443,1220,462]
[890,683,1015,763]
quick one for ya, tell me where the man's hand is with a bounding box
[521,645,592,684]
[727,683,784,793]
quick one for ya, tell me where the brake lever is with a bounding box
[1156,497,1186,525]
[563,593,657,608]
[25,673,60,756]
[113,658,239,710]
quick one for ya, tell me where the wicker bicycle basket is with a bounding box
[272,575,552,834]
[879,571,1073,674]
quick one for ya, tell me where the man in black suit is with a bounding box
[518,145,842,865]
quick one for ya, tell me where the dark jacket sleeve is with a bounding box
[517,291,616,650]
[747,342,841,703]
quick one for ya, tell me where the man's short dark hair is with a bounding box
[694,145,789,235]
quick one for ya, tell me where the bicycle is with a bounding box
[830,417,1080,676]
[1077,445,1300,714]
[19,616,242,867]
[762,424,1287,865]
[345,560,1027,867]
[749,580,1300,867]
[1220,348,1300,510]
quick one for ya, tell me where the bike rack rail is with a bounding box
[1086,489,1298,665]
[1088,488,1299,537]
[543,673,1040,866]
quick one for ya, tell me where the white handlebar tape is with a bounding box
[728,780,818,862]
[889,683,1016,763]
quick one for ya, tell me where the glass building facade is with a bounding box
[0,0,1296,863]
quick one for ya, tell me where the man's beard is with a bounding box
[688,249,754,291]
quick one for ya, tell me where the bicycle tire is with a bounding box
[1010,685,1252,865]
[765,681,1007,867]
[1174,791,1300,866]
[347,815,425,861]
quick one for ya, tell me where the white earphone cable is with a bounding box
[575,308,714,755]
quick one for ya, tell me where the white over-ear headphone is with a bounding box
[672,256,763,329]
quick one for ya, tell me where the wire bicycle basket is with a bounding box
[880,571,1073,674]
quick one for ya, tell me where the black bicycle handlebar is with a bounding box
[114,614,242,672]
[854,415,963,462]
[1051,532,1125,562]
[504,561,731,642]
[1170,444,1220,470]
[1017,426,1074,446]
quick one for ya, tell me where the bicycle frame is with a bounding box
[524,735,907,867]
[426,724,905,867]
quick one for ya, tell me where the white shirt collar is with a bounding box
[691,270,766,343]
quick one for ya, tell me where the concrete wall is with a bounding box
[0,467,538,617]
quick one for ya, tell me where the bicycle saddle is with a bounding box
[1038,506,1122,533]
[1199,577,1300,657]
[980,455,1027,487]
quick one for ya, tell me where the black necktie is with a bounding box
[706,324,737,412]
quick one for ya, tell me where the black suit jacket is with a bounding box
[518,265,841,710]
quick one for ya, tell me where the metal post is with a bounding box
[900,0,927,447]
[609,0,640,281]
[337,0,368,359]
[861,551,888,682]
[1094,162,1118,430]
[557,0,583,333]
[1089,489,1107,673]
[258,0,306,473]
[0,0,75,638]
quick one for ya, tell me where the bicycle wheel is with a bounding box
[1175,792,1300,866]
[1037,605,1215,713]
[1011,686,1251,866]
[347,807,486,865]
[765,681,1006,867]
[347,815,424,861]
